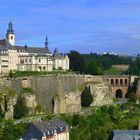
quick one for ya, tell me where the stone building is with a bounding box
[53,48,69,70]
[0,22,69,74]
[21,119,69,140]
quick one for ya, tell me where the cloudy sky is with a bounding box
[0,0,140,54]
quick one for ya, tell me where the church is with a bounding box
[0,22,69,74]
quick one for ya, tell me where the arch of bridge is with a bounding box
[105,75,130,98]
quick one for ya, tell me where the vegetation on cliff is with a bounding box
[0,120,28,140]
[0,101,139,140]
[14,96,28,119]
[62,102,140,140]
[9,70,74,78]
[81,86,93,107]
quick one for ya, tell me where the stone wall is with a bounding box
[1,74,113,116]
[30,75,85,113]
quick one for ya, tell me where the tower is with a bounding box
[45,35,48,48]
[45,35,51,54]
[6,22,15,46]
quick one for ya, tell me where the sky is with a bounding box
[0,0,140,54]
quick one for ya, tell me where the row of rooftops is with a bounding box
[0,22,68,59]
[0,39,67,59]
[22,118,140,140]
[22,119,68,140]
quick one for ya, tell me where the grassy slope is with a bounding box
[105,67,125,75]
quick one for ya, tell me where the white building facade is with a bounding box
[0,22,70,74]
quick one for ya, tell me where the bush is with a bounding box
[14,96,28,119]
[81,86,93,107]
[128,92,137,102]
[9,70,14,78]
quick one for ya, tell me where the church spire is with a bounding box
[45,35,51,54]
[7,21,14,35]
[6,21,15,46]
[45,35,48,48]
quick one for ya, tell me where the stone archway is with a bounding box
[116,89,123,98]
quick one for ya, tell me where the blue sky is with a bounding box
[0,0,140,54]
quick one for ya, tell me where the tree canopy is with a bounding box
[68,51,86,73]
[81,86,93,107]
[14,96,28,119]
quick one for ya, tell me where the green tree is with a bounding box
[86,61,104,75]
[0,105,4,118]
[14,95,28,119]
[68,51,86,73]
[128,58,140,75]
[81,86,93,107]
[9,70,14,78]
[72,114,81,127]
[128,92,137,102]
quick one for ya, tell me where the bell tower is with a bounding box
[6,22,15,46]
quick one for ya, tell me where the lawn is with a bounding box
[105,67,125,75]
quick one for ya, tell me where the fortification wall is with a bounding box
[30,75,85,112]
[1,74,113,115]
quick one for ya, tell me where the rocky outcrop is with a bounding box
[88,78,113,106]
[53,91,81,114]
[25,94,37,114]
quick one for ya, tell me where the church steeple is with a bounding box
[6,21,15,46]
[45,35,51,54]
[45,35,48,48]
[7,22,14,34]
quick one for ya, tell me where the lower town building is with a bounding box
[21,119,69,140]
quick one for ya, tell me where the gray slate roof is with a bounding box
[109,130,140,140]
[14,45,51,54]
[22,119,68,140]
[0,39,15,50]
[53,48,67,59]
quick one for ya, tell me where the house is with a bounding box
[0,22,70,74]
[109,121,140,140]
[109,130,140,140]
[53,48,69,70]
[21,119,69,140]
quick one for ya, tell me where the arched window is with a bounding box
[125,79,128,85]
[111,79,114,85]
[115,79,118,85]
[120,79,123,85]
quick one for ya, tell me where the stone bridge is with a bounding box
[104,75,131,98]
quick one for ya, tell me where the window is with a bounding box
[115,79,118,85]
[39,59,41,63]
[120,79,123,85]
[38,66,42,71]
[20,59,24,64]
[11,36,13,39]
[43,67,46,70]
[111,79,114,85]
[25,58,27,63]
[125,79,128,85]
